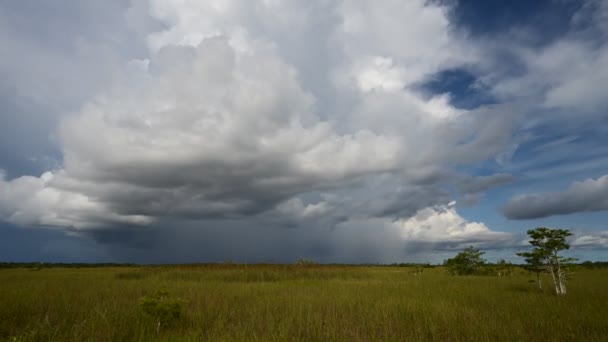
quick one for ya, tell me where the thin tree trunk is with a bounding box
[555,251,563,294]
[556,252,567,295]
[548,263,560,295]
[558,269,567,295]
[536,272,542,290]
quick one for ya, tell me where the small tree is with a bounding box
[295,258,317,266]
[518,227,576,295]
[496,259,513,277]
[516,248,545,290]
[410,265,424,277]
[445,246,486,275]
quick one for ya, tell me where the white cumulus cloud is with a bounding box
[395,202,512,247]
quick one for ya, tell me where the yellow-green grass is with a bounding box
[1,265,607,341]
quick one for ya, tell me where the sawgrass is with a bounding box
[1,265,606,341]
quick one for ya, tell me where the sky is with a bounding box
[1,0,607,264]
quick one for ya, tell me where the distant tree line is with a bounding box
[387,263,433,268]
[0,262,137,269]
[579,260,608,268]
[2,260,606,270]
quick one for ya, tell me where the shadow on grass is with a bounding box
[507,282,545,293]
[115,270,152,280]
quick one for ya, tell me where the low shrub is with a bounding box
[138,290,184,334]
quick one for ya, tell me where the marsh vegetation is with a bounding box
[1,264,607,341]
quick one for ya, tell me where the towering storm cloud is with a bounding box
[1,0,607,262]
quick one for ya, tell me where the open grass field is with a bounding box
[1,265,607,341]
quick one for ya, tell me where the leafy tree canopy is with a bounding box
[445,246,486,275]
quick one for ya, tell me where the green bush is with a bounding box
[138,290,184,334]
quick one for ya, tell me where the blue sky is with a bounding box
[0,0,607,264]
